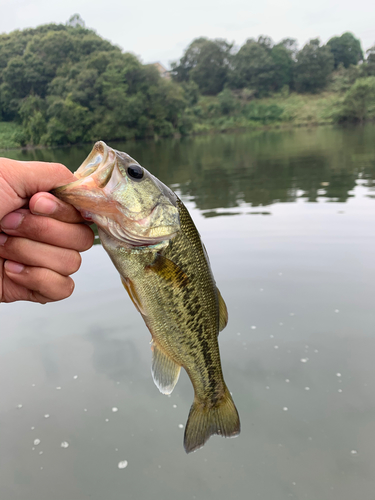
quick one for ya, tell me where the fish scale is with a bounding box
[52,141,240,453]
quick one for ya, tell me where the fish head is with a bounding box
[52,141,180,247]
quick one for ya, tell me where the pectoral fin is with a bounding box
[151,342,181,395]
[146,254,189,288]
[121,277,146,315]
[217,287,228,332]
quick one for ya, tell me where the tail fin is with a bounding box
[184,387,240,453]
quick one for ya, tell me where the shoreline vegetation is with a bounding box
[0,15,375,151]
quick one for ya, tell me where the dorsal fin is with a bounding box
[217,287,228,332]
[151,341,181,395]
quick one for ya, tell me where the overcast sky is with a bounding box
[1,0,374,68]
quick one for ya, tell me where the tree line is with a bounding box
[0,16,375,147]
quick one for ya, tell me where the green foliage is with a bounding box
[334,77,375,123]
[0,20,188,146]
[230,37,295,95]
[242,102,284,123]
[217,88,238,115]
[294,39,334,93]
[171,38,232,95]
[327,32,363,68]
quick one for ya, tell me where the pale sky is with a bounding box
[1,0,374,68]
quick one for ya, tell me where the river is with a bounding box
[1,125,375,500]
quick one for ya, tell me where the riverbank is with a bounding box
[0,90,373,152]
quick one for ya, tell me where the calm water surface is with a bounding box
[1,125,375,500]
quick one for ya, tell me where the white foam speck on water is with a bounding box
[338,389,343,393]
[251,326,256,329]
[335,309,339,313]
[44,414,50,419]
[289,313,295,316]
[32,384,35,387]
[116,381,120,385]
[278,272,283,276]
[40,467,43,470]
[173,404,177,408]
[118,460,128,469]
[274,345,279,349]
[285,379,290,383]
[266,386,270,389]
[270,334,274,338]
[61,441,69,448]
[34,439,41,446]
[314,349,319,353]
[32,447,35,451]
[31,427,35,430]
[283,407,288,411]
[300,358,309,363]
[39,451,43,455]
[336,373,342,377]
[84,409,88,412]
[305,387,310,391]
[73,375,78,380]
[279,322,283,326]
[178,424,184,429]
[260,288,264,292]
[112,407,119,413]
[292,482,296,486]
[56,387,61,390]
[17,404,23,409]
[115,448,118,452]
[351,450,358,455]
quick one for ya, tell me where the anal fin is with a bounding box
[151,342,181,395]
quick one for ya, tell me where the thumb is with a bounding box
[0,158,77,219]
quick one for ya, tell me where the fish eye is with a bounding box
[127,164,144,181]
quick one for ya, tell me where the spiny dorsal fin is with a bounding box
[151,341,181,395]
[146,253,189,288]
[217,287,228,332]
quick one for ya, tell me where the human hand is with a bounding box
[0,158,94,303]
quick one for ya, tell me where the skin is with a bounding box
[0,158,94,304]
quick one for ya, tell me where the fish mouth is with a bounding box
[52,141,116,218]
[52,141,179,247]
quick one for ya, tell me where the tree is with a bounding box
[230,38,276,94]
[294,39,334,93]
[171,38,233,95]
[327,32,363,68]
[335,77,375,123]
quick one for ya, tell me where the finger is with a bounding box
[3,260,75,303]
[0,209,94,251]
[0,234,81,276]
[0,159,78,199]
[29,192,86,224]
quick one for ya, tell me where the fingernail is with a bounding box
[0,212,24,230]
[4,260,24,274]
[33,197,58,215]
[0,233,8,246]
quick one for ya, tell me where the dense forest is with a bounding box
[0,15,375,148]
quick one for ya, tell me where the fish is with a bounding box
[52,141,240,453]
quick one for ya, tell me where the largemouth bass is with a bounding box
[53,141,240,453]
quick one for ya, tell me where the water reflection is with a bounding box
[5,125,375,216]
